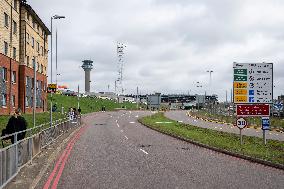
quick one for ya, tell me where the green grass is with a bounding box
[190,110,284,130]
[139,113,284,165]
[0,94,137,136]
[49,94,137,114]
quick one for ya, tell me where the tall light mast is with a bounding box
[117,42,126,95]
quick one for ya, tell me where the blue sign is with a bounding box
[262,117,270,130]
[274,103,283,111]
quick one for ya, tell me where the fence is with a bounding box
[0,116,82,188]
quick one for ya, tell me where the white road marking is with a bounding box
[129,122,135,124]
[124,136,128,140]
[117,123,120,127]
[140,149,149,155]
[178,121,183,123]
[214,127,218,129]
[220,128,223,130]
[120,130,123,133]
[135,115,139,118]
[116,120,118,123]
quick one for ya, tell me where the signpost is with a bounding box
[261,117,270,145]
[236,104,270,117]
[233,63,273,104]
[233,62,273,145]
[48,84,57,93]
[236,117,247,145]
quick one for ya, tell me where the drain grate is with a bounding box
[94,123,106,126]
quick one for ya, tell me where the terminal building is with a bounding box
[0,0,50,115]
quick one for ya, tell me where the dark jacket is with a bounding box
[5,116,27,143]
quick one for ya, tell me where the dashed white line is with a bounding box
[140,149,149,155]
[129,122,135,124]
[117,123,120,127]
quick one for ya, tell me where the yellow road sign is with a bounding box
[234,89,247,95]
[234,96,247,103]
[234,82,247,89]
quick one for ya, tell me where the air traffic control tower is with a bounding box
[81,60,94,93]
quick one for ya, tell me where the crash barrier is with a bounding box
[0,116,82,188]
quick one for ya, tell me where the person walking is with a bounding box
[4,109,27,144]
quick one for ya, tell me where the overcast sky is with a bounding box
[30,0,284,101]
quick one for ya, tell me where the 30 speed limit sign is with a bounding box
[236,117,247,129]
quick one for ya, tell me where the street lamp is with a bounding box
[206,70,213,93]
[33,54,41,128]
[50,14,65,127]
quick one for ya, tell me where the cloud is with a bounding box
[29,0,284,100]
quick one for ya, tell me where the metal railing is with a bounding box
[0,116,82,188]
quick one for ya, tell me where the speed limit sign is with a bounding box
[236,117,247,129]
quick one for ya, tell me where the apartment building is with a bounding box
[0,0,50,115]
[19,2,50,113]
[0,0,20,115]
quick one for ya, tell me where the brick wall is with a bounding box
[18,64,47,114]
[0,53,19,115]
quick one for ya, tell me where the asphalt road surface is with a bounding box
[37,111,284,189]
[165,110,284,141]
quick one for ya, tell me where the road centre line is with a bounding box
[140,149,149,155]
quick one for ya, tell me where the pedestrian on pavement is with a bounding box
[4,109,27,144]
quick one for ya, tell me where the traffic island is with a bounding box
[138,112,284,170]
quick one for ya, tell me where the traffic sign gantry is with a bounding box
[236,117,247,129]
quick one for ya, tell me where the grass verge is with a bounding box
[139,112,284,166]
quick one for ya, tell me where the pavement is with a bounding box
[165,110,284,141]
[5,111,284,189]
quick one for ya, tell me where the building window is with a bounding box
[26,33,30,44]
[12,71,16,83]
[4,13,9,27]
[41,46,44,55]
[4,41,8,55]
[32,19,35,28]
[13,0,17,10]
[2,67,7,81]
[32,37,34,48]
[13,47,16,59]
[32,57,36,68]
[2,94,7,107]
[37,63,39,72]
[12,95,16,107]
[41,64,43,73]
[37,42,40,52]
[13,20,17,34]
[26,76,29,86]
[27,56,30,67]
[25,96,29,107]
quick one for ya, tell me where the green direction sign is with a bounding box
[234,75,247,81]
[234,69,247,75]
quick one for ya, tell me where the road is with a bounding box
[37,111,284,189]
[165,110,284,141]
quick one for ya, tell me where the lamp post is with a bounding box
[50,15,65,127]
[196,82,202,110]
[33,54,41,128]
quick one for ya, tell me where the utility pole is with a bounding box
[136,86,139,109]
[77,85,80,109]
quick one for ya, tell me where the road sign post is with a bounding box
[233,63,273,146]
[236,117,247,145]
[261,117,270,145]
